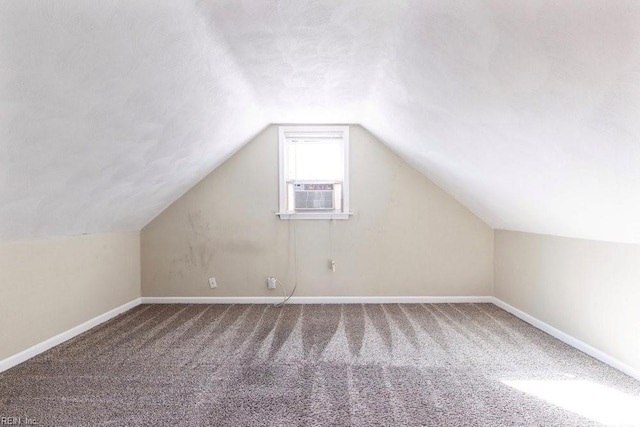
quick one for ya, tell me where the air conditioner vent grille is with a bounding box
[293,183,335,210]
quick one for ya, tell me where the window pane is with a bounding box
[287,140,343,181]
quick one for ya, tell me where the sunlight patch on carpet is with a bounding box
[503,379,640,426]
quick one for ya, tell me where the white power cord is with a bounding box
[274,215,298,307]
[274,277,297,307]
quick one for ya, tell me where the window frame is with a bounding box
[277,125,350,220]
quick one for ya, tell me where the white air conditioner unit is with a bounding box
[293,183,335,210]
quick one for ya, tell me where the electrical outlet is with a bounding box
[267,277,277,290]
[208,277,217,289]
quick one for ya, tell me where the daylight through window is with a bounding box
[278,126,350,219]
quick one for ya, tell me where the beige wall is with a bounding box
[494,229,640,372]
[0,231,141,361]
[142,125,493,297]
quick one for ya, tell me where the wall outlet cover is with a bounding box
[208,277,217,289]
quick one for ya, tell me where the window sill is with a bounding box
[276,212,351,220]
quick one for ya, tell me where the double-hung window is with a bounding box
[278,125,350,219]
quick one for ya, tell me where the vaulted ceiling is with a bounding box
[2,0,639,243]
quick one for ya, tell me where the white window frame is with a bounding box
[277,125,350,220]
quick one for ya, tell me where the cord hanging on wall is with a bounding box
[274,215,298,307]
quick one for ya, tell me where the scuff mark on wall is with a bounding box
[180,211,215,272]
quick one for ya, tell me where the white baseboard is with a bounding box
[3,295,638,383]
[140,295,494,304]
[0,298,141,374]
[491,297,640,382]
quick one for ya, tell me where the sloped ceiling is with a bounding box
[1,1,640,243]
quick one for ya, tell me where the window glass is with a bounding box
[287,140,343,181]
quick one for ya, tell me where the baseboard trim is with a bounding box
[140,296,494,304]
[3,295,638,382]
[0,298,142,374]
[491,297,640,382]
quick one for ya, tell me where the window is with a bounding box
[278,125,350,219]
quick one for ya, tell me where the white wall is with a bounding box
[494,229,640,373]
[141,125,494,297]
[0,231,140,361]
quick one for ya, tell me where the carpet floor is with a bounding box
[1,303,640,426]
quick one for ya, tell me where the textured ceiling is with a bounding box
[1,1,640,243]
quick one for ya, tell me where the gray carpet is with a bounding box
[1,303,640,426]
